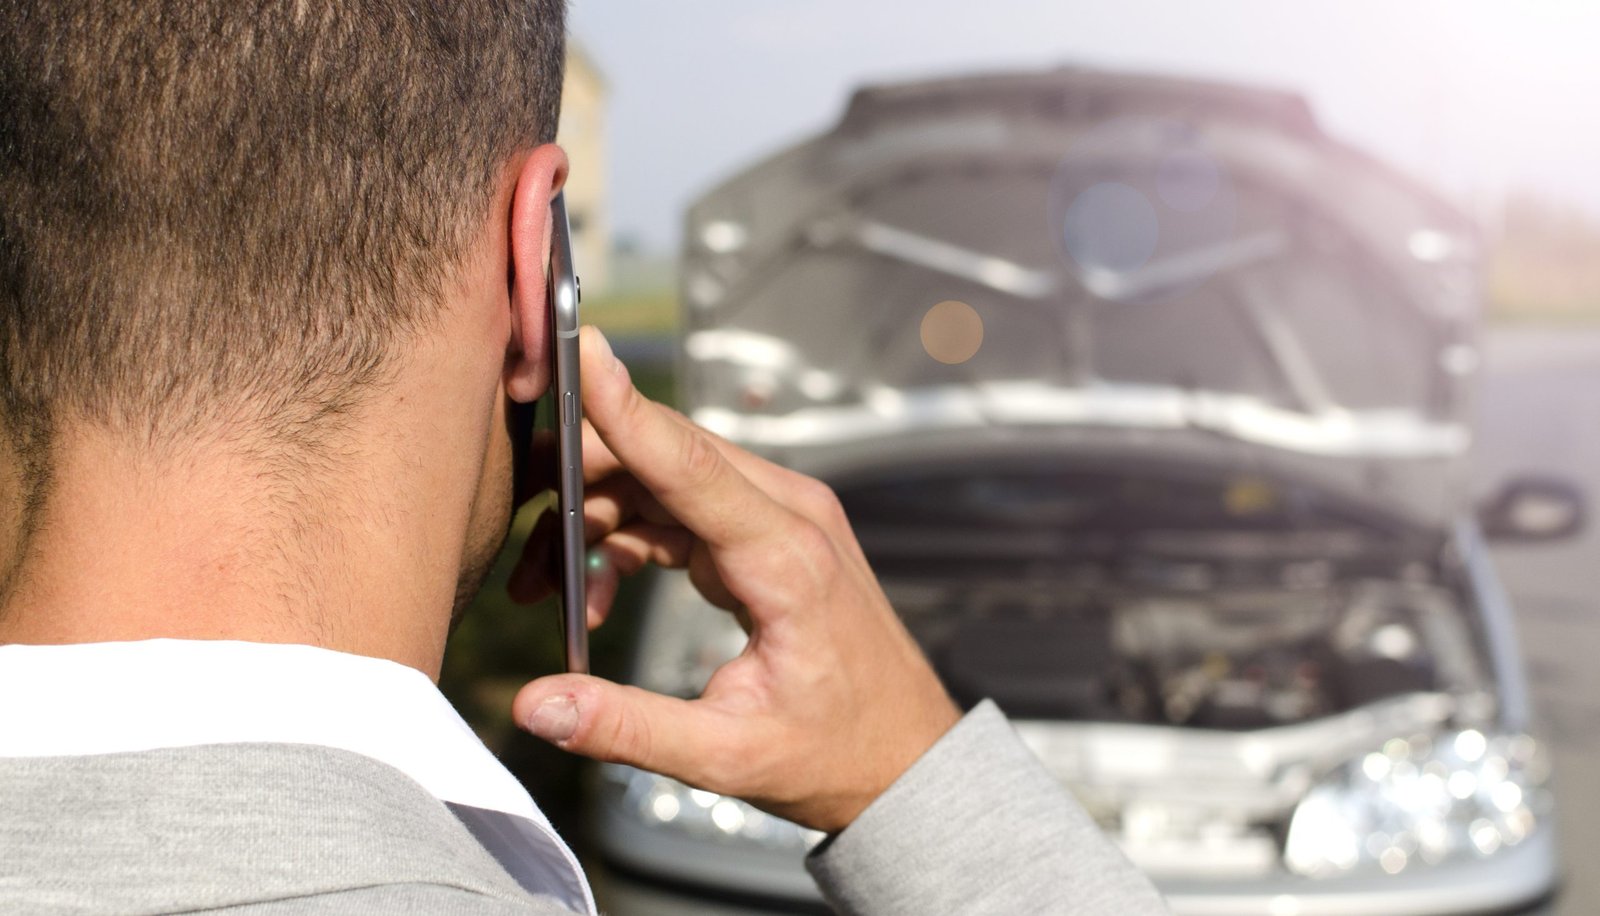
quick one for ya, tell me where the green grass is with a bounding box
[582,287,680,337]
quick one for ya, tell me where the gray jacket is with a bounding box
[0,701,1166,914]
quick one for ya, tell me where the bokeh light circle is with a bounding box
[920,300,984,365]
[1061,181,1160,273]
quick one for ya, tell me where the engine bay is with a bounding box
[837,463,1493,731]
[893,572,1489,731]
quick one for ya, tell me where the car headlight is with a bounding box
[1284,729,1551,877]
[598,764,826,852]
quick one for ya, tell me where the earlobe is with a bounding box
[505,143,571,404]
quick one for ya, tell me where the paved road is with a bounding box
[1475,326,1600,915]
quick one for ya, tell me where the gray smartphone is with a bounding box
[547,193,588,674]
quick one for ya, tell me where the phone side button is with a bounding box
[563,390,577,427]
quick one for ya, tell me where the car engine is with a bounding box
[899,572,1488,731]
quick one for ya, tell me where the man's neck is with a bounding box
[0,412,481,680]
[0,240,516,678]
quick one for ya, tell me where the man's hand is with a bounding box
[509,326,960,834]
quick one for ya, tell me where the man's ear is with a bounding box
[506,143,570,403]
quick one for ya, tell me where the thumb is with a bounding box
[512,674,729,780]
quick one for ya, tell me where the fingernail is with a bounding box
[526,694,579,743]
[593,329,629,379]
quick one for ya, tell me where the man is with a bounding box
[0,2,1166,913]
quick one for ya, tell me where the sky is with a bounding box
[567,0,1600,254]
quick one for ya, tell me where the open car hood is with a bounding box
[678,67,1484,528]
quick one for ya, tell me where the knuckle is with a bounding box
[787,518,841,581]
[676,429,724,491]
[802,477,848,528]
[613,376,649,425]
[600,702,655,766]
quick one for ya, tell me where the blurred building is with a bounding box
[558,42,610,294]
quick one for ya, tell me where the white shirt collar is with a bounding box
[0,638,595,913]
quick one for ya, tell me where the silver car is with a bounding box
[588,67,1584,916]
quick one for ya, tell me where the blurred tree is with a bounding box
[1489,192,1600,321]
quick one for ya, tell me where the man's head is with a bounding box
[0,0,570,665]
[1,0,563,452]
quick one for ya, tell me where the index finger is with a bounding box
[579,326,793,550]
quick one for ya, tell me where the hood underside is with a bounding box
[679,67,1484,526]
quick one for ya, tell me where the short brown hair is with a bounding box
[0,0,566,505]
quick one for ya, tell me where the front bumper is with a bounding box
[593,797,1560,916]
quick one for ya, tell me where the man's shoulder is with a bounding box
[0,743,565,915]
